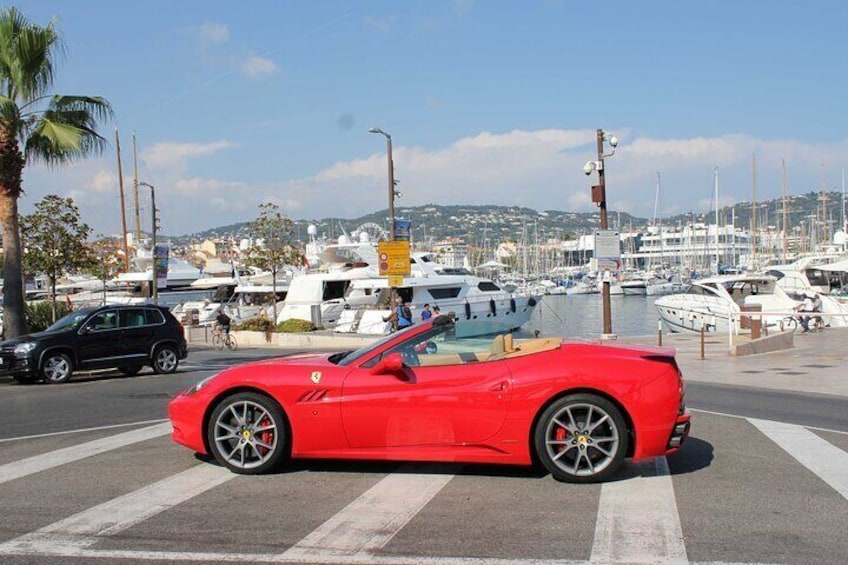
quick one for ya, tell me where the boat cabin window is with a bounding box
[322,281,349,301]
[477,281,501,292]
[805,269,830,287]
[765,269,785,281]
[686,285,713,295]
[429,287,462,299]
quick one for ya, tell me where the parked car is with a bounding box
[169,315,690,483]
[0,304,188,384]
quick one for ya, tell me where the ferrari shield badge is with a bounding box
[310,371,322,384]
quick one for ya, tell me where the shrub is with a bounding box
[234,317,275,333]
[276,318,316,333]
[25,300,73,333]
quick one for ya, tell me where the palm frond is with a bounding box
[0,7,62,102]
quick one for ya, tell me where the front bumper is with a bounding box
[168,392,208,455]
[0,353,38,376]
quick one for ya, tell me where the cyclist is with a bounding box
[794,292,816,333]
[214,310,232,337]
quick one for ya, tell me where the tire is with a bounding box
[212,333,224,351]
[780,317,798,332]
[225,334,238,351]
[41,352,73,384]
[534,393,628,483]
[119,366,142,377]
[152,345,179,374]
[206,392,287,474]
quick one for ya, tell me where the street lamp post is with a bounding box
[584,129,619,337]
[369,127,396,241]
[139,182,158,304]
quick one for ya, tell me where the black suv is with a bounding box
[0,304,188,384]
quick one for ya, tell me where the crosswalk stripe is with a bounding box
[280,465,455,560]
[0,464,235,555]
[748,418,848,501]
[0,422,171,485]
[591,457,688,564]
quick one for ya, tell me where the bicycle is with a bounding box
[781,314,825,334]
[212,328,238,351]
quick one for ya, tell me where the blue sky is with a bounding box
[17,0,848,236]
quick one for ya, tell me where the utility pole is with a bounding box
[114,129,131,272]
[132,133,141,244]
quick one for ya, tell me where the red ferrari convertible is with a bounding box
[169,316,690,483]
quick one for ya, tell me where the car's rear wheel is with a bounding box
[119,366,142,377]
[152,345,178,374]
[534,393,628,483]
[207,392,287,474]
[41,353,73,384]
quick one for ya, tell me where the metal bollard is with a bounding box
[700,325,705,360]
[657,320,663,346]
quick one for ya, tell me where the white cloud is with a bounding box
[190,22,229,46]
[141,140,234,176]
[20,129,848,236]
[240,56,279,79]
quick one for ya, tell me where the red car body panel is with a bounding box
[169,322,690,468]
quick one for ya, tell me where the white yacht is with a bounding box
[278,251,541,337]
[654,274,798,334]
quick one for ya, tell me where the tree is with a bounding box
[0,7,112,337]
[85,235,125,305]
[242,203,303,323]
[20,195,94,321]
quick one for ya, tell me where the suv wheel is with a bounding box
[41,353,73,384]
[152,345,179,374]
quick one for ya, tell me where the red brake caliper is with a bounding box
[258,417,273,454]
[554,426,568,453]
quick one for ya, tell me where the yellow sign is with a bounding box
[378,240,411,276]
[388,275,404,287]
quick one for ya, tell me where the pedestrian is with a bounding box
[432,305,441,317]
[383,297,413,331]
[421,303,433,321]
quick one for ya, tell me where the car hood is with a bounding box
[0,331,53,347]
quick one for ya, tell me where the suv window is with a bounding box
[145,308,165,325]
[85,310,119,332]
[121,309,148,328]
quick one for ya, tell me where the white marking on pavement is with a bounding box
[0,419,167,444]
[0,464,235,553]
[591,457,688,564]
[281,466,455,559]
[691,408,848,436]
[749,417,848,500]
[0,422,171,485]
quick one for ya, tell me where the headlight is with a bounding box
[14,342,37,355]
[183,374,218,396]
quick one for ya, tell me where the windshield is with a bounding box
[334,324,421,367]
[44,310,93,333]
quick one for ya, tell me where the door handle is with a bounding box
[489,381,509,392]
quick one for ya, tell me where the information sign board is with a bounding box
[593,230,621,259]
[378,240,411,277]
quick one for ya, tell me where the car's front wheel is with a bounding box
[152,345,179,374]
[41,353,73,384]
[206,392,287,474]
[534,393,628,483]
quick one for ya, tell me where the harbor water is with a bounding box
[520,294,662,339]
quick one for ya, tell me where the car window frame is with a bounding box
[80,309,120,334]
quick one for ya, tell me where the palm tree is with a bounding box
[0,7,112,338]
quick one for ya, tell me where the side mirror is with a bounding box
[370,352,406,377]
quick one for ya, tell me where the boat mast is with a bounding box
[781,159,788,263]
[714,166,720,273]
[132,133,141,244]
[751,154,757,268]
[114,129,131,272]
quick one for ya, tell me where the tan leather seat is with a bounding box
[490,335,506,355]
[503,334,516,352]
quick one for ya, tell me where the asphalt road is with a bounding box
[0,346,846,564]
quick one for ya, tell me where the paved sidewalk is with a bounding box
[619,328,848,398]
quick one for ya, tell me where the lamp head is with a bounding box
[608,135,619,148]
[368,127,381,134]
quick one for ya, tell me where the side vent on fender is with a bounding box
[297,390,328,403]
